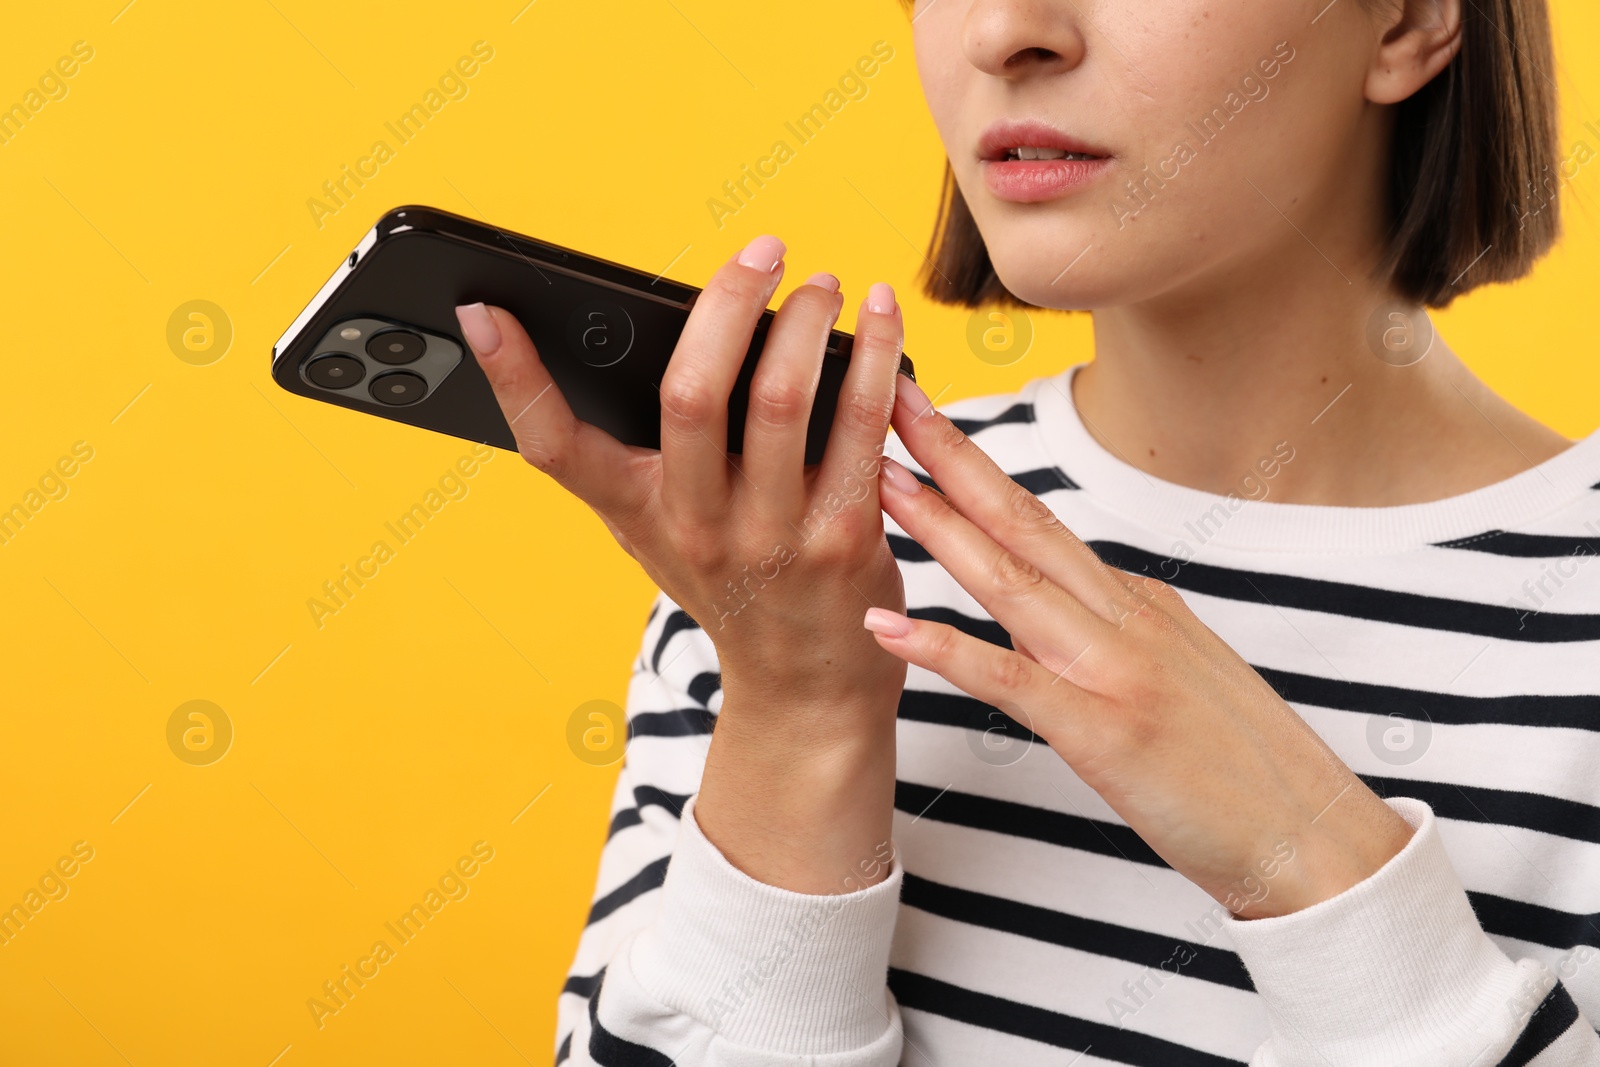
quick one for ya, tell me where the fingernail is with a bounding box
[737,235,786,273]
[867,282,897,315]
[455,302,501,357]
[895,371,932,415]
[879,456,922,495]
[805,272,841,294]
[863,606,913,638]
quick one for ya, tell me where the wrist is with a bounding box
[717,660,905,744]
[696,698,898,894]
[1233,788,1415,920]
[710,664,901,770]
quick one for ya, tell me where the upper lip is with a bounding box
[978,119,1110,162]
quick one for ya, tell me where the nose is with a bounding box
[963,0,1086,78]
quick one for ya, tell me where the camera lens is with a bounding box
[367,329,426,365]
[369,371,428,406]
[306,353,366,389]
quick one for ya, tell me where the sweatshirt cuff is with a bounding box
[628,794,904,1057]
[1222,797,1549,1066]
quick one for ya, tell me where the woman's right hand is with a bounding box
[456,235,910,892]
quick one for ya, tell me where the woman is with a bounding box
[454,0,1599,1061]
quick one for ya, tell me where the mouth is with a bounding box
[999,146,1102,162]
[978,119,1110,163]
[978,120,1113,203]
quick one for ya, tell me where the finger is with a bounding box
[888,375,1136,621]
[862,606,1099,722]
[457,302,648,519]
[876,453,1110,669]
[739,273,843,522]
[659,235,788,521]
[820,282,903,491]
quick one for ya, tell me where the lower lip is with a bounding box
[982,157,1112,203]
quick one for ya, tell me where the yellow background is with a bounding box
[1,1,1595,1063]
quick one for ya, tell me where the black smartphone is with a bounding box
[271,205,916,465]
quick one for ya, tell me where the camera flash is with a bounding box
[340,327,362,340]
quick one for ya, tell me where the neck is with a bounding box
[1074,245,1571,507]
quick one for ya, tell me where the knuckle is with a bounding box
[836,389,894,439]
[485,363,536,409]
[1127,596,1172,636]
[659,375,717,427]
[806,529,856,568]
[992,550,1049,598]
[985,651,1036,693]
[703,269,767,309]
[667,524,723,571]
[748,375,811,425]
[852,321,904,364]
[1149,578,1189,613]
[1111,706,1161,750]
[1138,575,1175,599]
[925,622,960,662]
[1109,573,1163,615]
[780,285,839,322]
[1006,481,1062,532]
[1127,580,1184,628]
[931,409,971,453]
[799,505,869,564]
[823,501,872,546]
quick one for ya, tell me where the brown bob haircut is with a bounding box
[900,0,1562,310]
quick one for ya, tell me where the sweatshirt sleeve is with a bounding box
[1222,797,1600,1067]
[555,590,906,1067]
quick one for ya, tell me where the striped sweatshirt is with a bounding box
[555,361,1600,1066]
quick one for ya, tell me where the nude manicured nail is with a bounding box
[455,302,501,356]
[805,272,841,294]
[863,607,913,638]
[867,282,897,315]
[879,456,922,495]
[895,371,933,415]
[738,235,786,273]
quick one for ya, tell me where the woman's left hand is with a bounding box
[867,374,1415,919]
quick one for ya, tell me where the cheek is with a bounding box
[974,10,1336,306]
[913,28,968,148]
[1108,11,1306,203]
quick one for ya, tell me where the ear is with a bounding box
[1364,0,1464,105]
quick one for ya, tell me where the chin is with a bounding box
[959,181,1127,309]
[980,204,1216,311]
[985,234,1123,311]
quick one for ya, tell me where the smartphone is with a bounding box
[271,205,916,465]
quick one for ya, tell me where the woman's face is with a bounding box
[912,0,1388,309]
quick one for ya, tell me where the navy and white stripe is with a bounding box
[556,366,1600,1065]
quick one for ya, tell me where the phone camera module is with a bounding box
[367,329,426,365]
[305,317,459,409]
[369,371,428,406]
[306,353,366,389]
